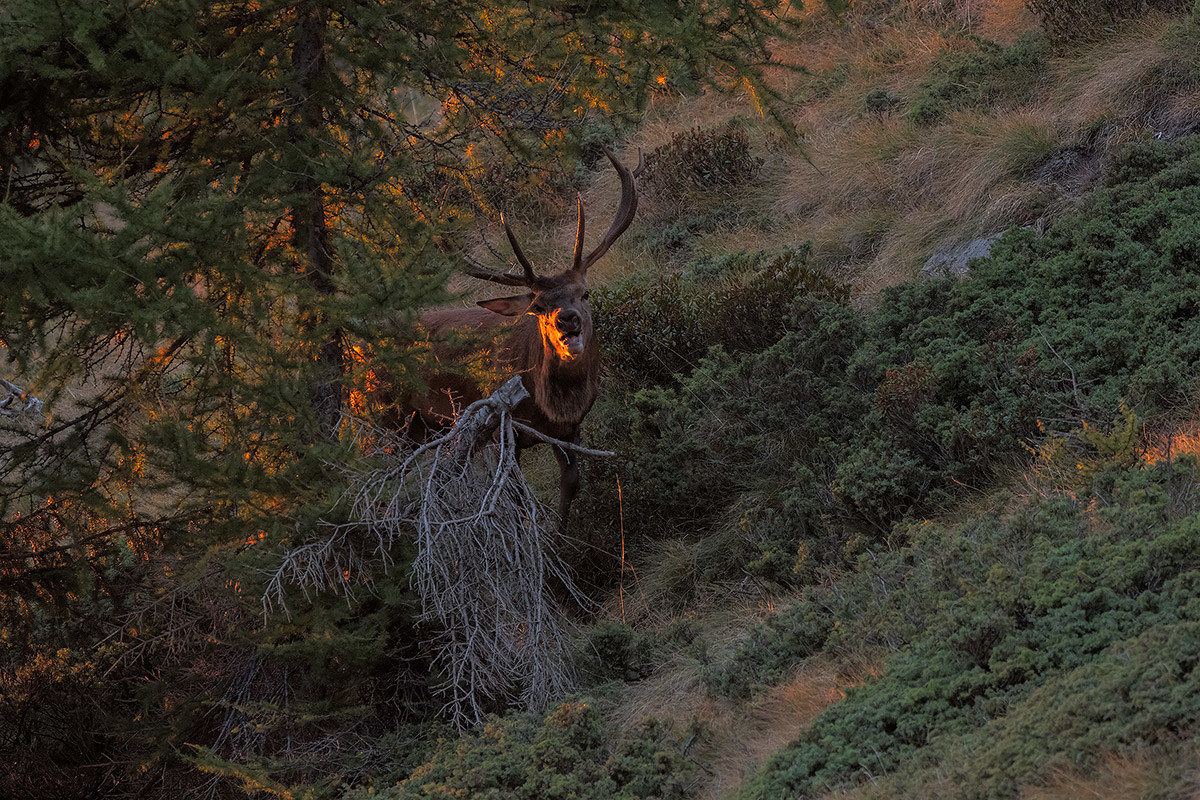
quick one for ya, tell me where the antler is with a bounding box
[571,194,585,272]
[457,247,533,287]
[578,146,645,273]
[501,213,542,287]
[453,145,644,285]
[447,216,548,288]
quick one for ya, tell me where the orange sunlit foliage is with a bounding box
[1140,417,1200,466]
[3,495,170,608]
[345,344,381,416]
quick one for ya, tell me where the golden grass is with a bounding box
[975,0,1039,44]
[606,644,851,800]
[1018,752,1168,800]
[1050,14,1192,132]
[1141,415,1200,466]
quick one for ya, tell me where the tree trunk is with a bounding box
[290,4,344,441]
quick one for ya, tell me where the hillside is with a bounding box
[404,4,1200,799]
[5,2,1200,799]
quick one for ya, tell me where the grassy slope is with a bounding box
[539,5,1200,800]
[387,5,1200,800]
[574,5,1196,291]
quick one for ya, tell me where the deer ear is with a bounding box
[477,293,534,317]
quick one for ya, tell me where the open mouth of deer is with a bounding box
[561,331,583,355]
[543,308,585,360]
[555,325,584,358]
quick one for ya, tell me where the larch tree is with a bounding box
[0,1,789,797]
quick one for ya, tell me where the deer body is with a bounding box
[404,305,598,522]
[407,304,600,442]
[396,148,641,528]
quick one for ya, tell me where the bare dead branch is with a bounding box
[0,378,44,420]
[265,376,613,728]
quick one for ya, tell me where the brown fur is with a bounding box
[394,271,600,529]
[411,302,599,442]
[389,147,640,528]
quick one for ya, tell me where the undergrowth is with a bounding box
[345,701,694,800]
[581,134,1200,589]
[737,458,1200,799]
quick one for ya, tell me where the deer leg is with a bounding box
[552,433,581,532]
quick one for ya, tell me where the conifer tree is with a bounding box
[0,1,789,795]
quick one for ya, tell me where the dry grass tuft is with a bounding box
[1051,14,1192,132]
[899,108,1059,225]
[975,0,1040,43]
[695,663,844,800]
[1141,415,1200,466]
[1018,752,1162,800]
[607,649,846,800]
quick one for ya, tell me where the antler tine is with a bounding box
[501,213,541,287]
[632,147,646,179]
[582,146,640,272]
[440,235,531,287]
[460,254,532,287]
[571,193,585,273]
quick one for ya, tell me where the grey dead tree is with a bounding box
[0,378,43,421]
[265,375,612,727]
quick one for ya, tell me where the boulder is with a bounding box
[919,233,1005,280]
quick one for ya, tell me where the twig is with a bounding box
[0,377,44,419]
[264,376,592,728]
[510,421,615,457]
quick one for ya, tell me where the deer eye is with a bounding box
[582,291,590,301]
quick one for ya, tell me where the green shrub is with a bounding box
[587,300,869,568]
[582,622,658,682]
[739,460,1200,799]
[627,205,739,258]
[864,87,901,117]
[924,135,1200,413]
[908,33,1048,124]
[593,246,845,384]
[352,701,694,800]
[639,123,764,214]
[1026,0,1192,42]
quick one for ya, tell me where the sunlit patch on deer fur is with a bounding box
[540,308,583,362]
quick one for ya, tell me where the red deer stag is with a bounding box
[400,148,643,529]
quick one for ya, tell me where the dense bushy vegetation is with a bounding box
[594,247,847,383]
[345,702,694,800]
[580,134,1200,588]
[738,460,1200,799]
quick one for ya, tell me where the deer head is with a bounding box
[464,147,644,363]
